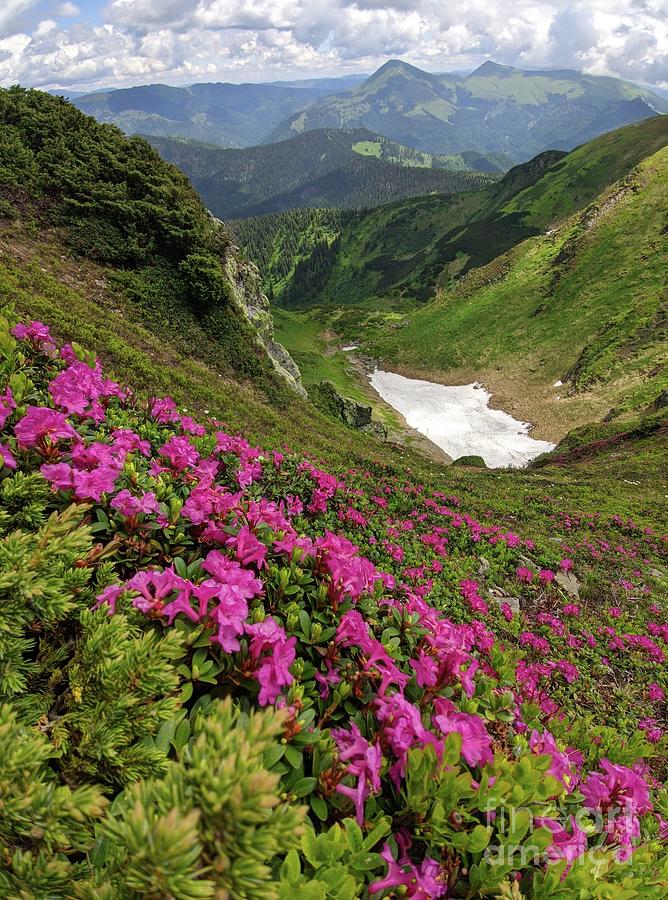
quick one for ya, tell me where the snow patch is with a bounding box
[369,369,555,468]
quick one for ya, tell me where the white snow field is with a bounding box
[369,369,555,468]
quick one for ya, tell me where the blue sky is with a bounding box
[1,0,666,92]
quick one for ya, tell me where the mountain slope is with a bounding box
[365,142,668,430]
[269,59,668,161]
[0,86,303,400]
[236,117,668,308]
[145,129,496,219]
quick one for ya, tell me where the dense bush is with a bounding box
[0,316,666,896]
[0,86,287,400]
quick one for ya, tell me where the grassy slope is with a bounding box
[238,119,668,310]
[0,223,410,471]
[3,221,667,534]
[364,145,668,434]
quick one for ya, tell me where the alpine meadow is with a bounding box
[0,3,667,898]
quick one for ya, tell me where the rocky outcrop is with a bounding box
[223,247,306,397]
[310,381,387,438]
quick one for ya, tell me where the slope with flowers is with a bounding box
[1,316,667,897]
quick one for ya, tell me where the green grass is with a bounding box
[364,146,668,427]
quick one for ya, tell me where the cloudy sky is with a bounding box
[0,0,666,92]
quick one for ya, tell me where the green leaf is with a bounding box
[284,743,303,769]
[309,795,328,821]
[292,776,317,798]
[280,848,301,883]
[263,743,286,769]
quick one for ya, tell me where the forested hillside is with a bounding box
[147,129,495,219]
[236,117,668,308]
[0,86,301,401]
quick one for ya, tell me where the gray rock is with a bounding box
[555,570,580,598]
[223,249,307,397]
[478,557,491,577]
[311,381,387,438]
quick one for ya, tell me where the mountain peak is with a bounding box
[469,61,516,78]
[364,59,429,85]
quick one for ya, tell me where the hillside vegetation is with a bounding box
[366,142,668,427]
[269,59,668,160]
[147,129,495,220]
[1,87,668,898]
[236,118,668,309]
[0,85,301,403]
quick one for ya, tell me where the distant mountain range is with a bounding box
[72,75,366,148]
[270,60,668,161]
[146,129,501,219]
[71,61,668,161]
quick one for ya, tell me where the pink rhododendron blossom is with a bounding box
[159,435,200,471]
[245,617,295,706]
[14,406,76,449]
[227,524,267,569]
[581,760,652,858]
[12,320,56,352]
[0,442,16,469]
[0,387,16,429]
[647,683,665,702]
[535,816,587,866]
[49,359,119,421]
[93,584,125,615]
[369,842,446,898]
[151,396,179,423]
[331,722,382,825]
[516,566,534,583]
[111,489,160,518]
[432,697,493,767]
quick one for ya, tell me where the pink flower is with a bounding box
[0,442,16,469]
[49,360,115,421]
[534,816,587,865]
[245,617,295,706]
[559,558,574,571]
[12,320,55,352]
[111,489,160,518]
[529,730,580,787]
[369,843,446,898]
[93,584,125,615]
[126,567,187,616]
[432,697,493,767]
[227,525,267,569]
[331,723,382,825]
[159,435,200,471]
[516,566,534,583]
[14,406,76,449]
[539,568,555,584]
[500,602,514,621]
[151,396,179,423]
[647,683,665,702]
[0,387,16,429]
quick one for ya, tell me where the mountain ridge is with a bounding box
[146,127,499,219]
[268,59,668,160]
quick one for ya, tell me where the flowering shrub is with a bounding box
[1,317,667,897]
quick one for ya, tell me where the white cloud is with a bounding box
[0,0,665,91]
[58,3,80,16]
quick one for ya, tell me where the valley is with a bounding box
[0,65,667,898]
